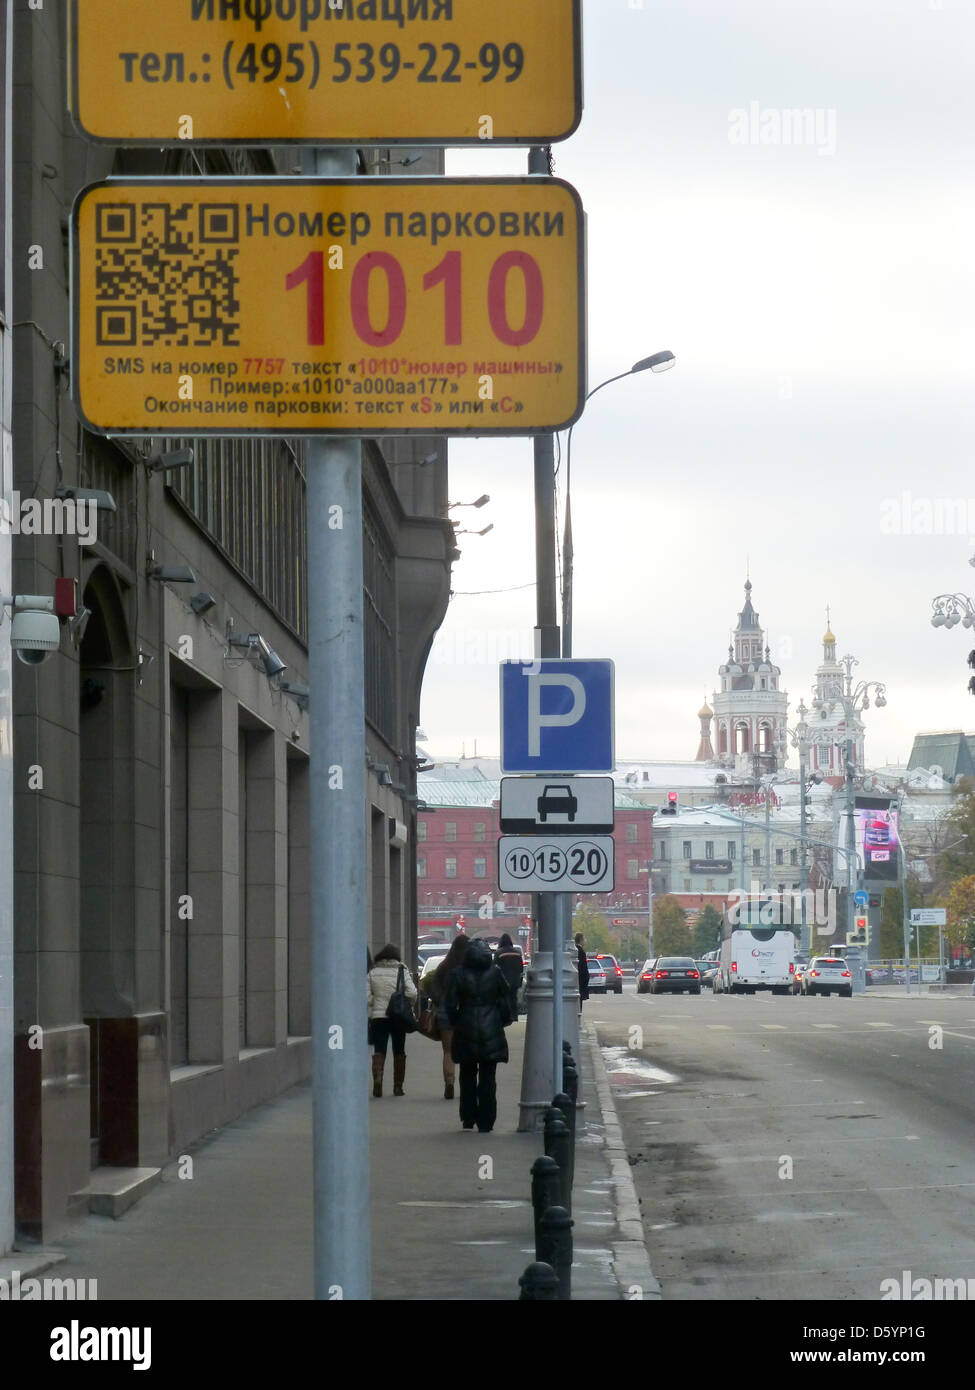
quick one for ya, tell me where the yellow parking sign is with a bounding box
[72,178,586,436]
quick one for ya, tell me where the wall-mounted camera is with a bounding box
[1,594,61,666]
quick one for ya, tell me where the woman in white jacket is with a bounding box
[367,944,418,1097]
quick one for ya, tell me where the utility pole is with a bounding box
[798,735,809,955]
[517,143,577,1126]
[304,145,370,1300]
[0,0,13,1259]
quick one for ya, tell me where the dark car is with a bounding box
[593,952,624,995]
[636,958,655,994]
[647,956,701,995]
[696,960,719,989]
[536,784,578,822]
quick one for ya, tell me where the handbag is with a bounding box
[418,999,441,1041]
[385,964,418,1033]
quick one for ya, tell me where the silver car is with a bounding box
[586,956,608,993]
[802,956,853,998]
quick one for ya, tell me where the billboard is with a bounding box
[853,796,900,882]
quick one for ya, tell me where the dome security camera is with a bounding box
[7,595,60,665]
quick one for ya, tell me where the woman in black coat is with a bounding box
[446,937,512,1133]
[493,933,524,1022]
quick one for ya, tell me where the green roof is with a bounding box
[907,732,975,782]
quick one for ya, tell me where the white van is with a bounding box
[716,924,795,995]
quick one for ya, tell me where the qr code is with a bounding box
[94,201,241,349]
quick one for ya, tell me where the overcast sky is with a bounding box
[421,0,975,768]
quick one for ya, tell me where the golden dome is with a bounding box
[823,627,836,644]
[698,699,713,718]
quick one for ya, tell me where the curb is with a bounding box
[582,1022,662,1301]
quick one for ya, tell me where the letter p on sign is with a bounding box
[526,672,586,755]
[500,659,614,773]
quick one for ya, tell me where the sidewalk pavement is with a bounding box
[5,1019,658,1301]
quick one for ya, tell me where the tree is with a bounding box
[878,878,922,959]
[617,927,652,964]
[694,904,723,956]
[942,875,975,957]
[570,904,613,954]
[935,778,975,888]
[652,896,693,956]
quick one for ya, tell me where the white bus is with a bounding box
[714,901,796,995]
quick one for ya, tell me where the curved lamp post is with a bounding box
[561,351,675,656]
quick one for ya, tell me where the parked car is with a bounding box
[586,956,608,993]
[647,956,701,995]
[636,959,655,994]
[802,956,853,998]
[593,952,624,995]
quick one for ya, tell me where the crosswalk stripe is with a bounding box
[812,1023,838,1029]
[706,1024,732,1030]
[760,1024,787,1030]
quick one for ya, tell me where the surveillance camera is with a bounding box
[11,604,60,664]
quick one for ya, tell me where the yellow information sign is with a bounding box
[72,178,585,437]
[69,0,582,145]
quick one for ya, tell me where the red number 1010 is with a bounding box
[284,249,544,349]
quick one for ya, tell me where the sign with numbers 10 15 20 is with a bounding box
[497,835,614,893]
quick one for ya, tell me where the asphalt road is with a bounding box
[587,984,975,1301]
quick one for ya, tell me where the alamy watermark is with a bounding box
[881,1270,975,1300]
[880,491,975,538]
[728,102,837,156]
[0,1269,98,1300]
[726,885,837,937]
[0,492,98,544]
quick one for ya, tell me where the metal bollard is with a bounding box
[531,1154,561,1260]
[519,1261,560,1301]
[563,1058,578,1107]
[543,1109,572,1212]
[552,1090,575,1189]
[538,1205,574,1300]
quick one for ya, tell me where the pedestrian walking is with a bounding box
[575,932,590,1014]
[367,944,418,1098]
[422,934,468,1100]
[446,937,513,1133]
[493,933,524,1022]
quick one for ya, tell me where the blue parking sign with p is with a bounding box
[500,659,615,773]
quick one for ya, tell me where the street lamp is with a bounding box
[448,494,490,510]
[816,660,888,946]
[561,350,676,656]
[930,593,975,629]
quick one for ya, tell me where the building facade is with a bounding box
[9,4,452,1242]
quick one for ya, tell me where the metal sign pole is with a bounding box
[305,144,370,1301]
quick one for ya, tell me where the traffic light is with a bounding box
[847,914,869,946]
[660,791,679,816]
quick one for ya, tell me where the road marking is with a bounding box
[706,1025,732,1030]
[864,1021,893,1027]
[658,1180,975,1200]
[760,1024,787,1030]
[812,1023,839,1029]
